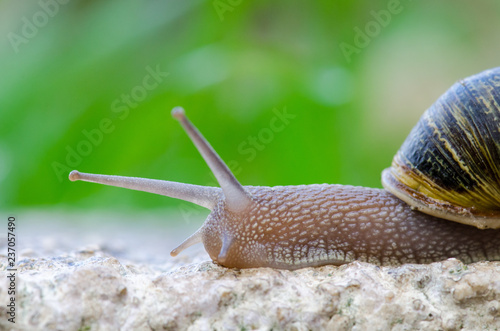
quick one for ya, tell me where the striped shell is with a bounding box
[382,67,500,229]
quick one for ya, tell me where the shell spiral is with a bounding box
[382,67,500,229]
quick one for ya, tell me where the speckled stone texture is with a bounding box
[2,253,500,330]
[1,213,500,330]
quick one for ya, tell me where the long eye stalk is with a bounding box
[171,107,252,213]
[69,171,221,209]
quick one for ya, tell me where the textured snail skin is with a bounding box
[202,185,500,270]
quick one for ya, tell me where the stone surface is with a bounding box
[1,212,500,330]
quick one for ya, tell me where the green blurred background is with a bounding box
[1,0,499,218]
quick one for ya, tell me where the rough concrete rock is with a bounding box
[1,251,500,330]
[1,213,500,330]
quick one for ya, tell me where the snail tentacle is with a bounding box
[170,227,204,256]
[172,107,253,213]
[69,170,221,209]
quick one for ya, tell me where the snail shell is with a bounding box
[382,67,500,229]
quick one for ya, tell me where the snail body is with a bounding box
[70,68,500,270]
[198,184,500,269]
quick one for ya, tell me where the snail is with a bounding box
[69,67,500,270]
